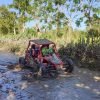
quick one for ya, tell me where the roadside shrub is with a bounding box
[9,45,20,53]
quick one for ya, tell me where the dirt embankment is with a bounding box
[0,40,27,55]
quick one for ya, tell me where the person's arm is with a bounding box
[32,49,35,56]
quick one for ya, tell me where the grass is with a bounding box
[0,30,100,71]
[0,30,98,53]
[0,30,81,53]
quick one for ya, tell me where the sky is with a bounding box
[0,0,12,6]
[0,0,91,30]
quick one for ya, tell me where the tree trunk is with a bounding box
[56,21,60,36]
[56,5,60,36]
[44,28,46,33]
[67,18,73,41]
[22,23,25,33]
[13,27,16,35]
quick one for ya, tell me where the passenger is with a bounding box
[42,46,48,56]
[48,47,54,55]
[35,45,39,57]
[30,44,35,57]
[30,44,39,57]
[49,44,56,54]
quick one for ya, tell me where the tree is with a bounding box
[10,0,32,33]
[73,0,100,29]
[64,0,79,33]
[0,6,17,34]
[33,0,66,35]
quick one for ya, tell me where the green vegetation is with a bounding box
[0,0,100,71]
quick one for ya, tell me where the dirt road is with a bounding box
[0,52,100,100]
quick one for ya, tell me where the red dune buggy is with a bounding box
[19,39,74,78]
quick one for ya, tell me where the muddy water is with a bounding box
[0,52,100,100]
[0,52,18,66]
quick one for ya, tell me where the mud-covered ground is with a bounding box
[0,52,100,100]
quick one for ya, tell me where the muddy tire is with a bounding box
[19,57,25,65]
[32,63,39,73]
[41,69,58,78]
[65,58,74,73]
[41,64,58,78]
[29,59,39,72]
[65,65,73,73]
[49,70,58,78]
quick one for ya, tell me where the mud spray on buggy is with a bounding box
[19,39,74,78]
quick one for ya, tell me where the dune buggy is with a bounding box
[19,39,74,78]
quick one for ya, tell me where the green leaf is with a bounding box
[73,0,80,4]
[75,20,81,27]
[55,0,66,5]
[70,9,75,12]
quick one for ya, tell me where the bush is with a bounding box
[9,45,20,53]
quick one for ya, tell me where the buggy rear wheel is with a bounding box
[65,65,73,73]
[65,58,74,73]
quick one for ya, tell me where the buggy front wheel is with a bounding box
[49,70,58,78]
[19,57,25,65]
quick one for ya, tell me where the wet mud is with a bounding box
[0,52,100,100]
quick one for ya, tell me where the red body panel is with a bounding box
[25,39,64,69]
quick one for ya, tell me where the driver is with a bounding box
[42,46,48,56]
